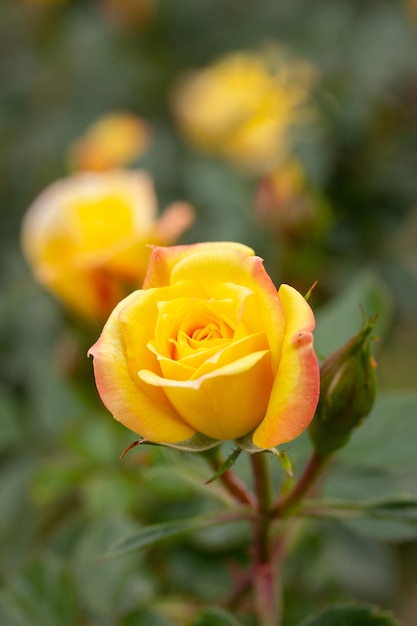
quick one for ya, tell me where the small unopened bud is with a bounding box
[309,316,378,456]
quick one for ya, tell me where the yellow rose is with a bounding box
[172,50,316,172]
[88,242,319,449]
[68,112,152,172]
[21,170,194,323]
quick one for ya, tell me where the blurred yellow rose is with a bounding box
[89,242,319,449]
[21,170,194,323]
[68,112,152,172]
[172,49,316,172]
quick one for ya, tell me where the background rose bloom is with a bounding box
[89,242,319,449]
[68,111,152,172]
[172,49,316,172]
[21,170,194,323]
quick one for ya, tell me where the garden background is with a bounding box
[1,1,417,624]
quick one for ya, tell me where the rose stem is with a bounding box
[250,451,282,626]
[224,570,252,611]
[273,450,328,517]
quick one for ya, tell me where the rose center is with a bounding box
[192,322,224,341]
[173,315,234,359]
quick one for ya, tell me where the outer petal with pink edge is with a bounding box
[88,291,196,443]
[143,242,254,288]
[252,284,319,449]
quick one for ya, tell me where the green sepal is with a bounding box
[235,435,294,478]
[304,280,318,302]
[205,448,242,484]
[120,433,220,458]
[268,448,294,479]
[235,433,262,453]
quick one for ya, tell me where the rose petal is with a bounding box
[169,248,285,370]
[143,242,255,289]
[154,202,195,243]
[154,296,236,360]
[192,331,268,378]
[89,290,196,442]
[252,284,319,448]
[49,266,126,323]
[139,349,273,440]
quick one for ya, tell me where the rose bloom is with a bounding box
[21,170,194,323]
[89,242,319,449]
[68,112,152,172]
[172,50,316,172]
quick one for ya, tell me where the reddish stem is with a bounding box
[250,453,282,626]
[273,451,328,517]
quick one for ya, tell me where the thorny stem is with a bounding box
[250,452,281,626]
[248,450,330,625]
[251,452,273,519]
[207,449,329,625]
[224,569,252,611]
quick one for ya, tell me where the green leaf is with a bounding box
[0,602,20,626]
[299,603,401,626]
[105,513,242,559]
[304,494,417,521]
[121,608,172,626]
[321,461,417,541]
[345,496,417,542]
[0,389,21,451]
[314,270,393,358]
[323,463,402,503]
[71,515,146,615]
[302,494,417,542]
[339,391,417,469]
[365,496,417,521]
[205,448,241,484]
[343,517,417,543]
[1,557,77,626]
[191,606,244,626]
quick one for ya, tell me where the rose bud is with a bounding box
[309,317,378,457]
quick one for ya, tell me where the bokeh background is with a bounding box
[1,1,417,625]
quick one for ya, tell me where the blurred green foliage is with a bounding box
[1,0,417,624]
